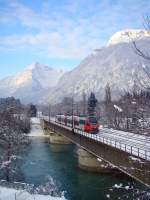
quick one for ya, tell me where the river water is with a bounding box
[22,119,146,200]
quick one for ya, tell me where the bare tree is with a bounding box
[0,111,30,182]
[134,16,150,60]
[104,83,113,127]
[132,16,150,90]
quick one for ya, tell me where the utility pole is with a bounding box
[72,97,74,130]
[76,102,79,116]
[48,104,51,122]
[82,91,86,116]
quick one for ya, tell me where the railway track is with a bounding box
[100,128,150,150]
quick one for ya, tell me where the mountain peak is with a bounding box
[26,62,52,71]
[22,62,65,89]
[0,62,65,103]
[108,29,150,46]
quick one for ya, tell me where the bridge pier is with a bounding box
[40,119,45,131]
[42,120,72,144]
[49,131,72,144]
[77,147,115,173]
[50,144,72,152]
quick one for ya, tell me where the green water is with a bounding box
[22,137,147,200]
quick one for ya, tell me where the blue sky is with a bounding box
[0,0,150,78]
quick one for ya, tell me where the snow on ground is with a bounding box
[99,128,150,160]
[0,186,66,200]
[114,105,123,112]
[31,117,41,124]
[113,183,123,189]
[29,117,45,137]
[72,126,150,161]
[129,156,144,163]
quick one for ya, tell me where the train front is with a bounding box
[84,116,99,134]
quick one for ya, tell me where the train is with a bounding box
[55,115,99,133]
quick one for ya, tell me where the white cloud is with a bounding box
[0,0,150,59]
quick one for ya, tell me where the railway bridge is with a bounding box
[42,117,150,188]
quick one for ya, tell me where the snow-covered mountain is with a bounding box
[0,62,64,103]
[43,29,150,103]
[0,29,150,104]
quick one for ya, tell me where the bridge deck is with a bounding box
[45,117,150,161]
[43,119,150,188]
[98,128,150,161]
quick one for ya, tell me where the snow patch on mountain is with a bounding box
[108,29,150,46]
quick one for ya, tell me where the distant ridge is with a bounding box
[0,62,65,103]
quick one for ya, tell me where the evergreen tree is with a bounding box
[104,83,112,127]
[87,92,97,117]
[28,104,37,117]
[105,83,111,105]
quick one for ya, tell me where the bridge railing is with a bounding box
[44,118,150,162]
[74,127,150,161]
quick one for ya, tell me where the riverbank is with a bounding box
[0,186,66,200]
[0,118,66,200]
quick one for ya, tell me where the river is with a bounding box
[22,118,146,200]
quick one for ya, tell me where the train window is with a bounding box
[79,119,85,125]
[89,117,97,124]
[68,119,72,124]
[74,120,79,126]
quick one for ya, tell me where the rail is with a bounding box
[75,128,150,161]
[45,119,150,162]
[103,128,150,146]
[101,129,150,152]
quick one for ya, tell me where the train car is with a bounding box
[76,116,86,130]
[55,115,66,125]
[56,115,99,134]
[84,116,99,133]
[74,116,99,133]
[55,115,78,127]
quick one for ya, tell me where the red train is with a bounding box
[55,115,99,134]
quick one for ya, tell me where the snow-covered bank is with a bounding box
[0,186,66,200]
[29,117,45,137]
